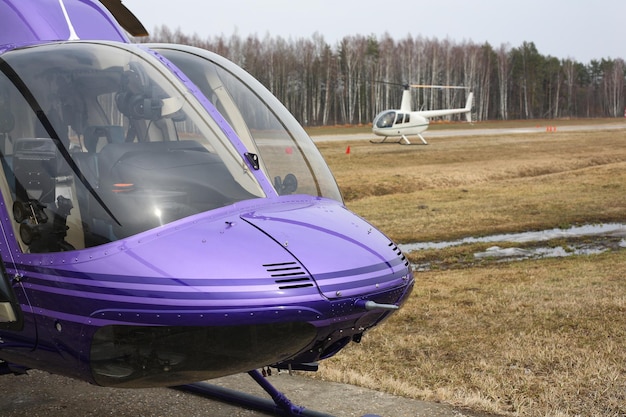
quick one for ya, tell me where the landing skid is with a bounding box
[174,369,381,417]
[370,134,428,145]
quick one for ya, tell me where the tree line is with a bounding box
[139,26,626,126]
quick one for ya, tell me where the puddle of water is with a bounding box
[402,223,626,270]
[399,223,626,252]
[473,244,609,260]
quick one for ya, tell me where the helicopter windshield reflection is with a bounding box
[374,111,396,128]
[152,45,343,202]
[0,42,265,253]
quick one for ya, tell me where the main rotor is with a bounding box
[408,84,469,90]
[371,80,469,91]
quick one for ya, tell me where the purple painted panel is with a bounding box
[241,199,410,298]
[0,0,128,46]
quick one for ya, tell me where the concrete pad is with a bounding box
[0,369,499,417]
[310,122,626,143]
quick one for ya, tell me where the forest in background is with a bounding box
[138,26,626,126]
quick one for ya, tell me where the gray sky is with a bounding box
[122,0,624,63]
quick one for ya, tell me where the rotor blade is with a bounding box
[409,84,468,90]
[100,0,149,37]
[365,79,406,88]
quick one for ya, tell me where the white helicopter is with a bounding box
[371,84,474,145]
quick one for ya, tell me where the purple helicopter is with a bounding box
[0,1,414,415]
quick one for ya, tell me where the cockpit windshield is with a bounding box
[0,42,265,252]
[374,111,396,128]
[150,44,343,203]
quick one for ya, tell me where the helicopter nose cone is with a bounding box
[241,198,411,300]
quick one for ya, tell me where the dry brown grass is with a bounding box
[310,123,626,417]
[317,128,626,242]
[317,255,626,416]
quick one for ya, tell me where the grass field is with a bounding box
[309,120,626,417]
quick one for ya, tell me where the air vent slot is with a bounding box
[264,262,314,290]
[389,242,409,268]
[264,262,306,277]
[275,277,314,290]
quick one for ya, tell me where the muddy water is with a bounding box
[399,223,626,268]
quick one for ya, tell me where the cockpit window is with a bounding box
[0,42,265,252]
[151,45,343,202]
[374,111,396,128]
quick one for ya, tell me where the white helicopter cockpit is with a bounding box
[374,111,410,128]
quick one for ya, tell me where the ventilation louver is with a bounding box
[389,242,410,268]
[264,262,314,290]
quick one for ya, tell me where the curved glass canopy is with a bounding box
[151,44,342,203]
[374,111,397,128]
[0,41,339,253]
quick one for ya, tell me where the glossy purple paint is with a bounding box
[0,0,414,389]
[0,0,128,46]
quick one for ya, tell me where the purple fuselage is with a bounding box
[0,0,413,387]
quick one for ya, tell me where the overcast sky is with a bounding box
[122,0,624,63]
